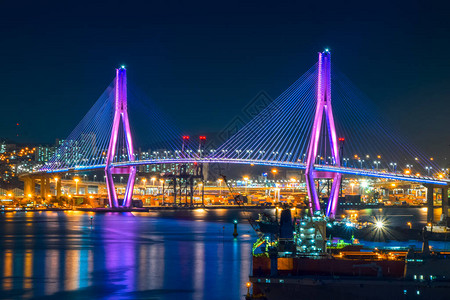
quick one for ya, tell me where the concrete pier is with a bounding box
[442,187,449,218]
[56,178,61,199]
[426,185,434,223]
[425,184,449,222]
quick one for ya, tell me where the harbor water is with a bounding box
[0,207,447,299]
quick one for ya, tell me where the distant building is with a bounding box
[35,146,56,162]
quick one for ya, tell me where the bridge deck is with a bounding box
[36,158,448,186]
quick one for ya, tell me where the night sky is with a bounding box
[1,1,449,162]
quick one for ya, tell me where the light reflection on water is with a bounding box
[0,210,257,300]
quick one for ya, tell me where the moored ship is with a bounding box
[246,209,450,300]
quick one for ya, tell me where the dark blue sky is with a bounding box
[1,1,449,161]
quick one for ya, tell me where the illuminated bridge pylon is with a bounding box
[305,51,341,218]
[105,67,136,208]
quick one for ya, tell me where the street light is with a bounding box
[290,178,296,192]
[159,179,164,193]
[390,162,397,173]
[373,161,380,170]
[54,177,59,196]
[271,168,277,181]
[243,176,249,194]
[142,178,147,195]
[343,158,349,167]
[74,178,79,195]
[218,178,223,196]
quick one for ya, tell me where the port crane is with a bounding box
[219,174,248,206]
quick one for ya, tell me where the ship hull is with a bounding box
[328,225,450,241]
[248,276,450,300]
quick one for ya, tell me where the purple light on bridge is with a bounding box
[105,67,137,208]
[305,50,341,218]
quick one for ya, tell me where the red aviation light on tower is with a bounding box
[182,135,190,140]
[199,136,206,141]
[338,137,345,142]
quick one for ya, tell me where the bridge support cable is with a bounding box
[40,82,115,172]
[126,84,200,159]
[331,68,441,174]
[212,63,318,163]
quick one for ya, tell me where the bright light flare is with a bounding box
[375,221,384,229]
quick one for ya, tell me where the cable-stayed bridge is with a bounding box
[26,51,449,218]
